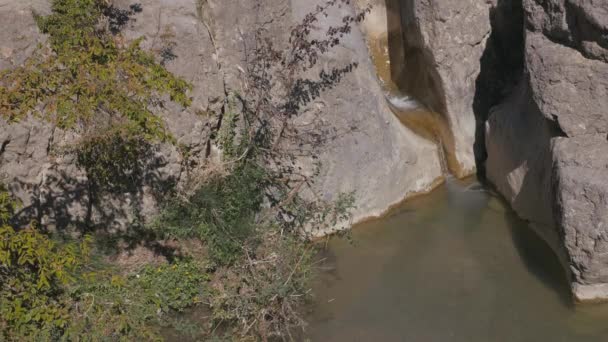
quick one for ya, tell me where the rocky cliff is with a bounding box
[485,0,608,302]
[384,0,608,301]
[0,0,443,235]
[3,0,608,302]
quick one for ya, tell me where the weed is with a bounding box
[152,162,267,265]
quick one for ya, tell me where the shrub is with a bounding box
[64,259,207,340]
[0,0,192,198]
[152,162,267,265]
[136,261,207,313]
[0,186,91,340]
[0,0,191,140]
[208,233,315,340]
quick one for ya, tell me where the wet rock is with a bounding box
[397,0,495,177]
[291,0,443,232]
[553,136,608,302]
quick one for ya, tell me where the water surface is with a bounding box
[308,178,608,342]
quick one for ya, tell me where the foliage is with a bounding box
[0,0,191,141]
[64,259,207,341]
[223,0,369,234]
[152,162,267,265]
[0,185,208,341]
[0,186,91,340]
[0,184,18,224]
[156,2,367,339]
[208,233,315,340]
[136,260,206,312]
[217,94,249,160]
[0,0,368,340]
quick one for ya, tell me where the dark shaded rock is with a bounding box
[486,0,608,301]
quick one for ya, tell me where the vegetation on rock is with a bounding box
[0,0,368,340]
[0,0,191,140]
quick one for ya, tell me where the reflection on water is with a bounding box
[308,178,608,342]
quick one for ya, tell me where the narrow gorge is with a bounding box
[355,0,608,304]
[1,0,608,340]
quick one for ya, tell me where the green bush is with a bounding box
[136,261,207,313]
[0,186,91,340]
[0,0,191,137]
[64,259,206,341]
[152,162,267,265]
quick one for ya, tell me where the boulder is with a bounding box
[485,0,608,301]
[289,0,443,232]
[553,136,608,301]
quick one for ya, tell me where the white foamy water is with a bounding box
[386,93,423,112]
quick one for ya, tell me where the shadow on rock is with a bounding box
[473,0,525,179]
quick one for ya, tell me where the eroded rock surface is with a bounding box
[0,0,443,235]
[485,0,608,301]
[397,0,495,177]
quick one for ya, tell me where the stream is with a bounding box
[307,178,608,341]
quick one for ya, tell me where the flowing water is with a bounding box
[307,178,608,342]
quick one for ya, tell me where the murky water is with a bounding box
[308,178,608,342]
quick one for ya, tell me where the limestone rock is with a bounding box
[0,0,221,231]
[553,136,608,302]
[0,0,443,234]
[485,0,608,300]
[398,0,495,176]
[290,0,443,232]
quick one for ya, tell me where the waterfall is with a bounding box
[361,0,457,176]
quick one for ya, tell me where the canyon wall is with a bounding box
[0,0,443,234]
[394,0,608,301]
[3,0,608,301]
[486,0,608,301]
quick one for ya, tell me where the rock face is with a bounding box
[396,0,495,177]
[0,0,220,231]
[0,0,443,234]
[485,0,608,301]
[289,0,443,231]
